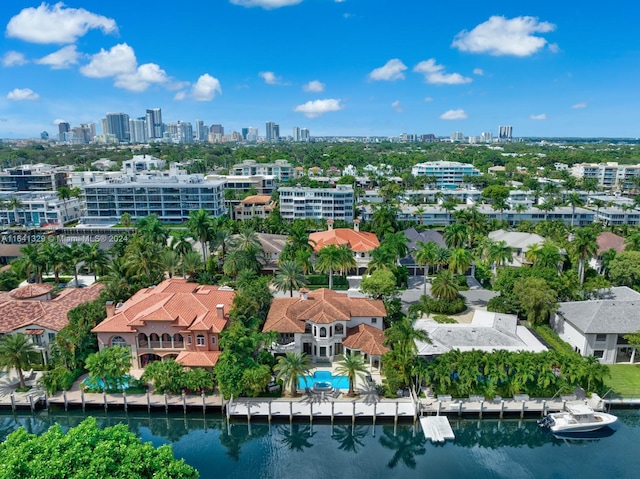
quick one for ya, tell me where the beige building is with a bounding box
[234,195,276,221]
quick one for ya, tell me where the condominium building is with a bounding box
[278,184,354,222]
[410,161,481,188]
[145,108,163,139]
[571,162,640,190]
[206,175,275,196]
[498,125,513,141]
[104,113,130,142]
[0,191,82,227]
[265,122,279,142]
[82,174,225,224]
[234,195,276,221]
[129,118,148,144]
[0,164,68,192]
[232,160,296,182]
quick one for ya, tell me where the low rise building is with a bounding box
[571,162,640,190]
[309,221,379,273]
[92,279,235,368]
[232,159,298,182]
[234,195,276,221]
[410,161,480,188]
[0,191,82,227]
[0,164,68,192]
[278,185,354,222]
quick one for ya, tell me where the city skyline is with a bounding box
[1,1,639,139]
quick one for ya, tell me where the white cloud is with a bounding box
[303,80,325,92]
[530,113,547,120]
[52,118,66,125]
[7,88,40,101]
[452,16,556,56]
[414,59,472,85]
[368,59,407,81]
[191,74,222,101]
[294,98,344,118]
[440,109,468,120]
[572,102,587,109]
[548,43,560,53]
[473,68,484,75]
[35,45,79,69]
[2,51,27,67]
[6,2,117,44]
[391,100,403,112]
[424,97,434,102]
[259,71,287,85]
[174,91,187,101]
[230,0,302,9]
[115,63,169,92]
[80,43,136,78]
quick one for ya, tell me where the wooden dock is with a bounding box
[420,416,455,443]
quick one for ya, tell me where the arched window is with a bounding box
[313,326,317,336]
[173,334,184,346]
[111,336,127,347]
[305,323,312,334]
[196,334,205,346]
[137,333,148,347]
[149,333,160,341]
[335,324,344,335]
[320,327,327,338]
[161,333,171,342]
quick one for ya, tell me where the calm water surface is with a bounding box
[1,408,639,479]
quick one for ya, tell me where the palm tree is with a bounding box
[42,241,70,285]
[83,242,109,281]
[232,225,262,253]
[0,334,36,390]
[272,260,307,297]
[273,352,312,397]
[570,228,599,286]
[57,186,72,224]
[432,245,450,272]
[180,250,204,279]
[119,212,132,228]
[136,214,168,247]
[383,232,409,265]
[17,243,47,283]
[448,247,472,275]
[384,315,429,357]
[566,192,584,228]
[186,209,215,264]
[6,197,24,225]
[160,249,180,278]
[335,354,370,397]
[625,233,640,252]
[414,240,437,295]
[169,229,193,258]
[485,240,513,280]
[526,241,563,271]
[315,244,345,289]
[443,223,469,249]
[430,269,459,301]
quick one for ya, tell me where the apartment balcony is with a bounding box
[137,339,185,350]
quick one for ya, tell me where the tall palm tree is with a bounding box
[0,334,36,390]
[41,241,71,285]
[571,228,599,286]
[485,240,513,280]
[443,223,469,249]
[430,269,459,301]
[186,209,215,264]
[335,354,370,397]
[448,247,472,275]
[6,197,24,225]
[414,240,437,295]
[136,214,168,247]
[315,244,345,289]
[383,232,409,265]
[272,260,307,297]
[232,225,261,253]
[57,186,72,224]
[169,229,193,258]
[432,245,450,272]
[525,241,563,270]
[160,249,180,278]
[566,192,584,228]
[180,250,204,279]
[273,352,312,397]
[83,242,109,281]
[17,243,47,283]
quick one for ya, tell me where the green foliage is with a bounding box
[513,277,558,325]
[360,269,398,302]
[532,324,574,354]
[421,295,466,315]
[273,352,312,396]
[141,359,190,394]
[0,270,19,291]
[0,417,198,479]
[608,251,640,288]
[432,314,457,324]
[305,274,349,289]
[0,334,37,389]
[84,346,132,392]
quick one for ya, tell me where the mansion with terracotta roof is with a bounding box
[263,288,388,368]
[92,279,235,369]
[0,282,105,364]
[309,221,380,274]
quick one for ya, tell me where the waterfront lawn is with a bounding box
[605,364,640,397]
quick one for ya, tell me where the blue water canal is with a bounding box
[1,408,639,478]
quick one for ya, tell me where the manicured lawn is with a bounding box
[605,364,640,397]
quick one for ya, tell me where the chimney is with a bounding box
[327,219,334,231]
[353,219,360,232]
[105,301,115,318]
[216,304,225,319]
[300,288,309,300]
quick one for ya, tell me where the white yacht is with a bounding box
[539,404,617,433]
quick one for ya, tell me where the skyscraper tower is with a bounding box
[498,125,513,141]
[58,122,70,142]
[146,108,163,139]
[195,120,206,142]
[105,112,130,142]
[266,122,279,142]
[129,118,148,143]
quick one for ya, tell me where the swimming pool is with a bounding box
[297,370,350,390]
[82,375,131,392]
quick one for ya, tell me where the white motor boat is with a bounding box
[538,404,617,433]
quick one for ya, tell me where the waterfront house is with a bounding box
[551,286,640,364]
[0,282,104,365]
[487,230,546,267]
[263,288,388,368]
[92,279,235,368]
[589,232,626,274]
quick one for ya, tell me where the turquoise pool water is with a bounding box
[82,375,131,391]
[298,370,350,390]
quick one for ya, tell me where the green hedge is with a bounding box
[423,295,467,314]
[306,274,349,287]
[532,324,575,354]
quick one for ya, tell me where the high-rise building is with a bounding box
[195,120,207,142]
[265,122,279,142]
[58,122,70,142]
[481,132,493,143]
[247,127,258,142]
[129,118,148,143]
[241,128,249,141]
[80,123,96,141]
[293,127,301,142]
[105,113,130,142]
[166,121,193,144]
[300,128,310,142]
[210,124,224,135]
[145,108,163,139]
[498,125,513,141]
[451,132,465,142]
[40,131,49,140]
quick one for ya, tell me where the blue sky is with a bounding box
[1,0,639,139]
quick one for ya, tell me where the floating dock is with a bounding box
[420,416,455,443]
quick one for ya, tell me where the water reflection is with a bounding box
[378,425,426,469]
[332,424,369,453]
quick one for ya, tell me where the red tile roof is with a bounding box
[10,283,53,299]
[263,289,386,333]
[342,323,389,356]
[241,195,273,205]
[0,283,105,333]
[175,350,220,367]
[597,232,626,255]
[309,229,379,253]
[92,279,235,335]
